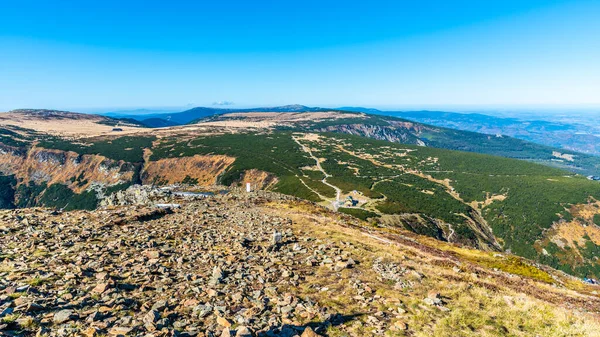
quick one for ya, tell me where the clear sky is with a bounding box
[1,0,599,111]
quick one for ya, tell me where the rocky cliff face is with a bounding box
[0,144,138,207]
[142,154,235,186]
[313,123,427,145]
[239,169,279,190]
[0,145,135,191]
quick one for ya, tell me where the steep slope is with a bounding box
[0,142,139,210]
[142,154,235,185]
[0,126,151,210]
[0,190,598,336]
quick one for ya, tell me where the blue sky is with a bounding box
[0,0,599,111]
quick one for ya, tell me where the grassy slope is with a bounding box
[37,135,155,163]
[268,201,600,337]
[318,132,600,277]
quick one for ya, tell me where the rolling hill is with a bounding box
[1,110,600,281]
[203,110,600,176]
[112,104,332,127]
[0,109,148,137]
[105,105,600,175]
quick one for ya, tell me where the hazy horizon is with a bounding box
[4,103,600,117]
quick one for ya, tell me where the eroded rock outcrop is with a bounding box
[239,169,279,190]
[314,123,427,145]
[142,154,235,186]
[0,146,135,193]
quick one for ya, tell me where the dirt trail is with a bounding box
[292,135,342,208]
[447,224,456,241]
[331,140,501,248]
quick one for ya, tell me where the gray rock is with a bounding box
[53,309,75,324]
[143,309,160,326]
[272,231,282,245]
[151,299,168,312]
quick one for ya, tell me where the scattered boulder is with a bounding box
[301,326,320,337]
[235,326,253,337]
[53,309,75,324]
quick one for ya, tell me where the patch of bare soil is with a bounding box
[469,193,507,211]
[143,154,235,185]
[240,169,279,190]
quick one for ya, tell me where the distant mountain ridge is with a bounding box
[341,107,600,156]
[111,104,336,127]
[8,109,100,119]
[102,108,184,117]
[4,106,599,175]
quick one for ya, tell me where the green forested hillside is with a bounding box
[38,135,155,162]
[149,131,600,278]
[1,125,600,278]
[292,113,600,176]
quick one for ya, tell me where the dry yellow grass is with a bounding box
[194,111,365,129]
[547,200,600,249]
[0,112,145,138]
[263,200,600,337]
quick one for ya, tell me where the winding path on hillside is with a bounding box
[292,135,342,208]
[329,139,499,247]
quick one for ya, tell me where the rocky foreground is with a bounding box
[1,189,600,337]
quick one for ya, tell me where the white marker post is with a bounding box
[246,182,252,192]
